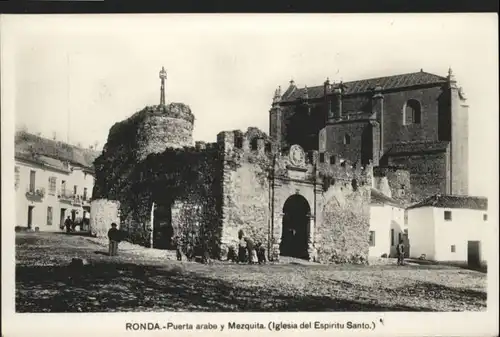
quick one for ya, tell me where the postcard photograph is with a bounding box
[1,13,498,337]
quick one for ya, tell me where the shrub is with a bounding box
[381,253,388,258]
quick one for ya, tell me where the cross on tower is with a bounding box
[159,66,167,105]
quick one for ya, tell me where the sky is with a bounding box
[2,14,498,198]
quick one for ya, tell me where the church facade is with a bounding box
[270,69,469,200]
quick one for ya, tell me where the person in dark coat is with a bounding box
[396,239,405,266]
[64,216,72,233]
[237,230,247,263]
[108,223,120,256]
[256,242,267,264]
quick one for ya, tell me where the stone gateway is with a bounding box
[91,67,375,264]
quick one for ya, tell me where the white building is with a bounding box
[368,188,408,258]
[406,194,488,267]
[15,131,100,232]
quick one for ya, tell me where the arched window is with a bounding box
[343,134,351,145]
[403,99,422,125]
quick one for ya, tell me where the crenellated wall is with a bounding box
[216,127,372,263]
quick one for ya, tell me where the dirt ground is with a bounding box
[15,232,487,312]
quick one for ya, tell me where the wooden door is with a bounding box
[467,241,481,267]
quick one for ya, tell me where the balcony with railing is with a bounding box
[58,189,75,204]
[73,195,83,206]
[25,186,46,201]
[82,194,91,206]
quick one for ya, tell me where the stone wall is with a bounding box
[387,149,449,200]
[320,120,373,165]
[220,162,270,256]
[316,182,371,264]
[217,128,373,263]
[90,199,120,237]
[135,104,195,161]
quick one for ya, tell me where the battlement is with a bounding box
[217,127,273,155]
[217,127,372,184]
[143,102,195,124]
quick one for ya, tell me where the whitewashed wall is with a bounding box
[407,207,436,259]
[369,204,405,258]
[15,159,95,231]
[89,199,120,237]
[433,207,488,263]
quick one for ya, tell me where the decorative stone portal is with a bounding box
[279,194,311,259]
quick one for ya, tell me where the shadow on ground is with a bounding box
[406,259,488,274]
[15,260,482,313]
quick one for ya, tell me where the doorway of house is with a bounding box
[467,241,481,267]
[27,206,35,229]
[71,210,77,222]
[60,208,66,230]
[280,194,311,260]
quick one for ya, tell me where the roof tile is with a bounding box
[407,194,488,211]
[282,71,447,102]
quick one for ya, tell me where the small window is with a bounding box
[404,210,408,225]
[265,142,272,152]
[451,245,456,253]
[319,153,325,163]
[330,155,336,164]
[48,177,57,195]
[73,185,78,196]
[391,229,395,246]
[83,187,88,201]
[343,134,351,145]
[444,210,452,221]
[369,231,376,247]
[29,170,36,192]
[403,99,422,125]
[483,214,488,221]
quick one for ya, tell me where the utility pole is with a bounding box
[67,54,71,143]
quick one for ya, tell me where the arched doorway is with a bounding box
[280,194,311,259]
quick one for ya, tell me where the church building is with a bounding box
[269,69,469,200]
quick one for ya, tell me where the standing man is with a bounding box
[397,239,405,266]
[64,216,72,233]
[108,223,120,256]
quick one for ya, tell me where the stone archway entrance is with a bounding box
[280,194,311,259]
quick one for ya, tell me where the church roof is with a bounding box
[406,194,488,211]
[15,131,100,170]
[281,71,447,102]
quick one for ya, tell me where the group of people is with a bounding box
[63,216,77,233]
[226,230,267,264]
